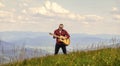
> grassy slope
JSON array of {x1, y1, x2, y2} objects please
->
[{"x1": 2, "y1": 47, "x2": 120, "y2": 66}]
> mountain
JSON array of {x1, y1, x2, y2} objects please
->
[
  {"x1": 0, "y1": 31, "x2": 48, "y2": 42},
  {"x1": 0, "y1": 40, "x2": 15, "y2": 50},
  {"x1": 0, "y1": 31, "x2": 120, "y2": 51},
  {"x1": 0, "y1": 40, "x2": 49, "y2": 64}
]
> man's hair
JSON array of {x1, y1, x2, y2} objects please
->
[{"x1": 59, "y1": 24, "x2": 63, "y2": 26}]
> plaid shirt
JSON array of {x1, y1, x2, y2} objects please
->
[{"x1": 54, "y1": 29, "x2": 70, "y2": 44}]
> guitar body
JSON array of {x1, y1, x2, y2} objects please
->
[
  {"x1": 59, "y1": 36, "x2": 70, "y2": 46},
  {"x1": 49, "y1": 33, "x2": 70, "y2": 46}
]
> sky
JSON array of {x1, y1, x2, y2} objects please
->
[{"x1": 0, "y1": 0, "x2": 120, "y2": 34}]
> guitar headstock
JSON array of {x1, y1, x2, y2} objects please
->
[
  {"x1": 49, "y1": 33, "x2": 53, "y2": 35},
  {"x1": 49, "y1": 33, "x2": 58, "y2": 38}
]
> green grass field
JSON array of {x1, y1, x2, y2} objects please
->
[{"x1": 2, "y1": 47, "x2": 120, "y2": 66}]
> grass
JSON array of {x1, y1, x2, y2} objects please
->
[{"x1": 1, "y1": 47, "x2": 120, "y2": 66}]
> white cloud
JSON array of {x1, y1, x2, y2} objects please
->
[
  {"x1": 0, "y1": 10, "x2": 14, "y2": 22},
  {"x1": 0, "y1": 10, "x2": 30, "y2": 23},
  {"x1": 112, "y1": 7, "x2": 119, "y2": 13},
  {"x1": 84, "y1": 15, "x2": 103, "y2": 22},
  {"x1": 113, "y1": 14, "x2": 120, "y2": 20},
  {"x1": 112, "y1": 7, "x2": 118, "y2": 11},
  {"x1": 28, "y1": 0, "x2": 70, "y2": 16},
  {"x1": 0, "y1": 2, "x2": 4, "y2": 8},
  {"x1": 45, "y1": 1, "x2": 70, "y2": 14},
  {"x1": 0, "y1": 10, "x2": 14, "y2": 20},
  {"x1": 2, "y1": 0, "x2": 119, "y2": 35},
  {"x1": 28, "y1": 0, "x2": 103, "y2": 22},
  {"x1": 111, "y1": 7, "x2": 120, "y2": 20},
  {"x1": 19, "y1": 2, "x2": 28, "y2": 7},
  {"x1": 22, "y1": 9, "x2": 27, "y2": 14},
  {"x1": 29, "y1": 7, "x2": 49, "y2": 16}
]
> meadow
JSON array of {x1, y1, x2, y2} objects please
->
[{"x1": 1, "y1": 47, "x2": 120, "y2": 66}]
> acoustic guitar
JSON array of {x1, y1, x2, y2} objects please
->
[{"x1": 49, "y1": 33, "x2": 70, "y2": 46}]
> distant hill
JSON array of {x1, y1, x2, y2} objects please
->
[
  {"x1": 0, "y1": 40, "x2": 15, "y2": 50},
  {"x1": 0, "y1": 40, "x2": 49, "y2": 64},
  {"x1": 0, "y1": 31, "x2": 120, "y2": 48}
]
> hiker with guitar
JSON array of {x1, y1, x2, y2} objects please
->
[{"x1": 49, "y1": 24, "x2": 70, "y2": 55}]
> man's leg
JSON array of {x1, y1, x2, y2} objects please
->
[
  {"x1": 54, "y1": 44, "x2": 60, "y2": 55},
  {"x1": 61, "y1": 44, "x2": 67, "y2": 54}
]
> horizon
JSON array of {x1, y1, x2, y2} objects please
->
[{"x1": 0, "y1": 31, "x2": 120, "y2": 35}]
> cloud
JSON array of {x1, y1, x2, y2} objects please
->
[
  {"x1": 111, "y1": 7, "x2": 120, "y2": 20},
  {"x1": 112, "y1": 7, "x2": 118, "y2": 12},
  {"x1": 0, "y1": 10, "x2": 30, "y2": 23},
  {"x1": 0, "y1": 11, "x2": 14, "y2": 22},
  {"x1": 0, "y1": 2, "x2": 5, "y2": 8},
  {"x1": 112, "y1": 7, "x2": 119, "y2": 14},
  {"x1": 28, "y1": 1, "x2": 70, "y2": 17},
  {"x1": 83, "y1": 15, "x2": 103, "y2": 22},
  {"x1": 28, "y1": 0, "x2": 103, "y2": 22},
  {"x1": 0, "y1": 11, "x2": 11, "y2": 17},
  {"x1": 0, "y1": 0, "x2": 110, "y2": 34},
  {"x1": 45, "y1": 1, "x2": 70, "y2": 14},
  {"x1": 0, "y1": 0, "x2": 104, "y2": 25},
  {"x1": 0, "y1": 0, "x2": 102, "y2": 23},
  {"x1": 113, "y1": 14, "x2": 120, "y2": 20},
  {"x1": 0, "y1": 0, "x2": 119, "y2": 35},
  {"x1": 19, "y1": 2, "x2": 28, "y2": 7}
]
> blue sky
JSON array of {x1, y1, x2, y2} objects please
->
[{"x1": 0, "y1": 0, "x2": 120, "y2": 34}]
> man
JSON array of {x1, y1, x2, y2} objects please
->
[{"x1": 53, "y1": 24, "x2": 70, "y2": 55}]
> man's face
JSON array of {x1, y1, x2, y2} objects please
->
[{"x1": 59, "y1": 24, "x2": 64, "y2": 30}]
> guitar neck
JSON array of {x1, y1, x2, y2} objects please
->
[
  {"x1": 52, "y1": 34, "x2": 60, "y2": 38},
  {"x1": 49, "y1": 33, "x2": 60, "y2": 38}
]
